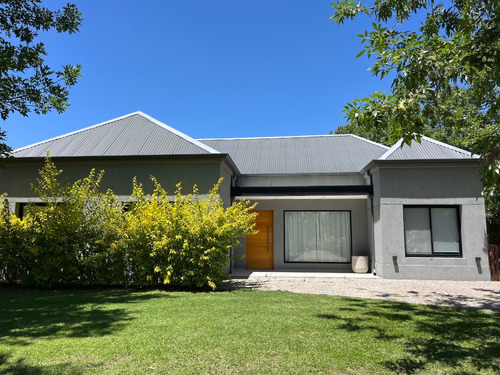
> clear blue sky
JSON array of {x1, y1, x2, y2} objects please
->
[{"x1": 4, "y1": 0, "x2": 392, "y2": 149}]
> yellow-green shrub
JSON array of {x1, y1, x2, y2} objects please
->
[
  {"x1": 0, "y1": 156, "x2": 257, "y2": 289},
  {"x1": 0, "y1": 195, "x2": 31, "y2": 283},
  {"x1": 120, "y1": 178, "x2": 257, "y2": 289},
  {"x1": 23, "y1": 156, "x2": 123, "y2": 287}
]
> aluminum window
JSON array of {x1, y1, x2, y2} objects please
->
[{"x1": 404, "y1": 206, "x2": 462, "y2": 257}]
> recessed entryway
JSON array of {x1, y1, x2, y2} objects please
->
[{"x1": 246, "y1": 210, "x2": 274, "y2": 269}]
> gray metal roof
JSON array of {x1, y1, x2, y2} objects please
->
[
  {"x1": 12, "y1": 112, "x2": 472, "y2": 175},
  {"x1": 12, "y1": 112, "x2": 219, "y2": 158},
  {"x1": 379, "y1": 136, "x2": 475, "y2": 160},
  {"x1": 199, "y1": 135, "x2": 389, "y2": 174}
]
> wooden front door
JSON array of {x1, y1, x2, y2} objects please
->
[{"x1": 246, "y1": 210, "x2": 274, "y2": 269}]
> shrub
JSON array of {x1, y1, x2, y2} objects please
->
[
  {"x1": 0, "y1": 156, "x2": 257, "y2": 289},
  {"x1": 121, "y1": 178, "x2": 257, "y2": 289},
  {"x1": 23, "y1": 156, "x2": 123, "y2": 287},
  {"x1": 0, "y1": 195, "x2": 30, "y2": 283}
]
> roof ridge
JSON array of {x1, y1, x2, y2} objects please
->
[
  {"x1": 13, "y1": 112, "x2": 221, "y2": 155},
  {"x1": 419, "y1": 135, "x2": 476, "y2": 157},
  {"x1": 347, "y1": 134, "x2": 390, "y2": 150},
  {"x1": 199, "y1": 134, "x2": 365, "y2": 141},
  {"x1": 378, "y1": 138, "x2": 403, "y2": 160},
  {"x1": 12, "y1": 112, "x2": 142, "y2": 154},
  {"x1": 379, "y1": 135, "x2": 476, "y2": 160},
  {"x1": 137, "y1": 112, "x2": 219, "y2": 154}
]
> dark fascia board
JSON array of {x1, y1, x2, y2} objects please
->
[
  {"x1": 232, "y1": 185, "x2": 372, "y2": 196},
  {"x1": 362, "y1": 158, "x2": 481, "y2": 174}
]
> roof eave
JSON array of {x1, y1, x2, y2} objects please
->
[{"x1": 362, "y1": 158, "x2": 481, "y2": 174}]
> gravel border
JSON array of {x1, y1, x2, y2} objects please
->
[{"x1": 222, "y1": 277, "x2": 500, "y2": 313}]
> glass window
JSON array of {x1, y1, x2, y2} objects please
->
[
  {"x1": 404, "y1": 206, "x2": 461, "y2": 256},
  {"x1": 19, "y1": 203, "x2": 51, "y2": 219},
  {"x1": 431, "y1": 208, "x2": 460, "y2": 253},
  {"x1": 404, "y1": 208, "x2": 433, "y2": 255},
  {"x1": 285, "y1": 211, "x2": 351, "y2": 263}
]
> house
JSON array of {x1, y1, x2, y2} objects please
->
[{"x1": 0, "y1": 112, "x2": 490, "y2": 280}]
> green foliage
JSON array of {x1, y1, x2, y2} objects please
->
[
  {"x1": 118, "y1": 177, "x2": 257, "y2": 289},
  {"x1": 21, "y1": 156, "x2": 123, "y2": 287},
  {"x1": 0, "y1": 0, "x2": 83, "y2": 159},
  {"x1": 0, "y1": 156, "x2": 257, "y2": 289},
  {"x1": 0, "y1": 194, "x2": 30, "y2": 283},
  {"x1": 331, "y1": 0, "x2": 500, "y2": 241}
]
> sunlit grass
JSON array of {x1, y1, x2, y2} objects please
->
[{"x1": 0, "y1": 287, "x2": 498, "y2": 374}]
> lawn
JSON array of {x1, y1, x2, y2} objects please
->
[{"x1": 0, "y1": 287, "x2": 499, "y2": 374}]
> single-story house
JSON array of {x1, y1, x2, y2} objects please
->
[{"x1": 0, "y1": 112, "x2": 489, "y2": 280}]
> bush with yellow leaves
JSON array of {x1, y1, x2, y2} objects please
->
[{"x1": 0, "y1": 156, "x2": 257, "y2": 289}]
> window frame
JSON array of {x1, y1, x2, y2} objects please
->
[
  {"x1": 403, "y1": 205, "x2": 462, "y2": 258},
  {"x1": 18, "y1": 202, "x2": 51, "y2": 219},
  {"x1": 283, "y1": 210, "x2": 353, "y2": 264}
]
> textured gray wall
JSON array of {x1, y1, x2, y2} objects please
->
[
  {"x1": 0, "y1": 157, "x2": 233, "y2": 205},
  {"x1": 237, "y1": 174, "x2": 366, "y2": 187},
  {"x1": 371, "y1": 163, "x2": 489, "y2": 280},
  {"x1": 232, "y1": 198, "x2": 370, "y2": 271}
]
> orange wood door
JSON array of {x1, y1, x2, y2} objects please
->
[{"x1": 246, "y1": 210, "x2": 274, "y2": 269}]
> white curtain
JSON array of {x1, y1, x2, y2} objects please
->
[
  {"x1": 431, "y1": 208, "x2": 460, "y2": 253},
  {"x1": 285, "y1": 211, "x2": 351, "y2": 263},
  {"x1": 404, "y1": 207, "x2": 460, "y2": 255},
  {"x1": 404, "y1": 207, "x2": 433, "y2": 254}
]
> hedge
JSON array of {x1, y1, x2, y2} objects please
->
[{"x1": 0, "y1": 156, "x2": 257, "y2": 289}]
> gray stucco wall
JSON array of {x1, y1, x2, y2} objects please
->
[
  {"x1": 237, "y1": 174, "x2": 366, "y2": 187},
  {"x1": 232, "y1": 197, "x2": 370, "y2": 271},
  {"x1": 218, "y1": 163, "x2": 233, "y2": 208},
  {"x1": 370, "y1": 162, "x2": 489, "y2": 280},
  {"x1": 0, "y1": 156, "x2": 233, "y2": 206}
]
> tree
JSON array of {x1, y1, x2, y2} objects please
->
[
  {"x1": 331, "y1": 0, "x2": 500, "y2": 241},
  {"x1": 0, "y1": 0, "x2": 82, "y2": 158}
]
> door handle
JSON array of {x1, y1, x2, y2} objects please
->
[{"x1": 267, "y1": 227, "x2": 270, "y2": 252}]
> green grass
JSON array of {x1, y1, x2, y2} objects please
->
[{"x1": 0, "y1": 287, "x2": 499, "y2": 374}]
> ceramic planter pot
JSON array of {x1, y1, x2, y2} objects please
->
[{"x1": 351, "y1": 256, "x2": 369, "y2": 273}]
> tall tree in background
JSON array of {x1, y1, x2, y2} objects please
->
[
  {"x1": 0, "y1": 0, "x2": 82, "y2": 158},
  {"x1": 332, "y1": 0, "x2": 500, "y2": 241}
]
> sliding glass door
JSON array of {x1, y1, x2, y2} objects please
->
[{"x1": 285, "y1": 211, "x2": 351, "y2": 263}]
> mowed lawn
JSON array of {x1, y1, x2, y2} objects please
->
[{"x1": 0, "y1": 288, "x2": 499, "y2": 374}]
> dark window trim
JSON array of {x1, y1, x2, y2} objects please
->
[
  {"x1": 232, "y1": 185, "x2": 372, "y2": 197},
  {"x1": 18, "y1": 202, "x2": 50, "y2": 219},
  {"x1": 403, "y1": 205, "x2": 462, "y2": 258},
  {"x1": 283, "y1": 210, "x2": 353, "y2": 264}
]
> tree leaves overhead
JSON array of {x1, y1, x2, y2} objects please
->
[
  {"x1": 331, "y1": 0, "x2": 500, "y2": 240},
  {"x1": 0, "y1": 0, "x2": 82, "y2": 158}
]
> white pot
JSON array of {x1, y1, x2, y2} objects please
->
[{"x1": 351, "y1": 256, "x2": 369, "y2": 273}]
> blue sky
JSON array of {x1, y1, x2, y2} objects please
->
[{"x1": 4, "y1": 0, "x2": 392, "y2": 149}]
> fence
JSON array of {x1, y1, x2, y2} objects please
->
[{"x1": 489, "y1": 242, "x2": 500, "y2": 281}]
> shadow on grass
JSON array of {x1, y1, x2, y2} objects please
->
[
  {"x1": 217, "y1": 279, "x2": 264, "y2": 291},
  {"x1": 0, "y1": 353, "x2": 85, "y2": 375},
  {"x1": 317, "y1": 298, "x2": 500, "y2": 374},
  {"x1": 0, "y1": 287, "x2": 167, "y2": 346}
]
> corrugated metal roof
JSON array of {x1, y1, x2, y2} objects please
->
[
  {"x1": 12, "y1": 112, "x2": 219, "y2": 157},
  {"x1": 380, "y1": 136, "x2": 475, "y2": 160},
  {"x1": 199, "y1": 135, "x2": 389, "y2": 174},
  {"x1": 13, "y1": 111, "x2": 472, "y2": 175}
]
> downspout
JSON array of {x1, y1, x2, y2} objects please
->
[{"x1": 367, "y1": 169, "x2": 376, "y2": 275}]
